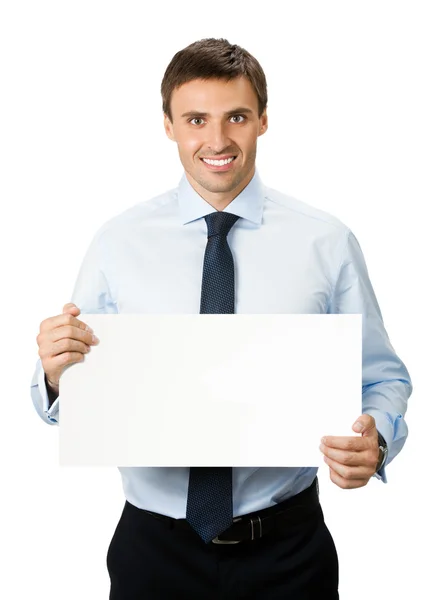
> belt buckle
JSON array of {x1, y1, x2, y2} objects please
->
[
  {"x1": 211, "y1": 536, "x2": 241, "y2": 544},
  {"x1": 211, "y1": 517, "x2": 243, "y2": 544},
  {"x1": 212, "y1": 516, "x2": 263, "y2": 544}
]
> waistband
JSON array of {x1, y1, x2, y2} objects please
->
[{"x1": 129, "y1": 476, "x2": 320, "y2": 545}]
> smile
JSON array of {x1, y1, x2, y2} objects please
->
[
  {"x1": 200, "y1": 156, "x2": 237, "y2": 171},
  {"x1": 202, "y1": 157, "x2": 235, "y2": 166}
]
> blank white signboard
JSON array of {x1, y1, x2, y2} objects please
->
[{"x1": 59, "y1": 314, "x2": 362, "y2": 466}]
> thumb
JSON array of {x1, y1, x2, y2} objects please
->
[
  {"x1": 63, "y1": 302, "x2": 80, "y2": 316},
  {"x1": 352, "y1": 414, "x2": 377, "y2": 436}
]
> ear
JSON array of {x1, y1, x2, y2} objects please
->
[
  {"x1": 164, "y1": 114, "x2": 176, "y2": 141},
  {"x1": 258, "y1": 109, "x2": 268, "y2": 137}
]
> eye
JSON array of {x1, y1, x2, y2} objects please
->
[
  {"x1": 230, "y1": 115, "x2": 246, "y2": 123},
  {"x1": 188, "y1": 115, "x2": 247, "y2": 126}
]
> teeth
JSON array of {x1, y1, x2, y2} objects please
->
[{"x1": 202, "y1": 157, "x2": 235, "y2": 166}]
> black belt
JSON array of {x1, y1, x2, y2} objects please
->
[{"x1": 139, "y1": 476, "x2": 320, "y2": 545}]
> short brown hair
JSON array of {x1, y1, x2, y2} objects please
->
[{"x1": 161, "y1": 38, "x2": 268, "y2": 123}]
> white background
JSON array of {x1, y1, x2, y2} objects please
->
[{"x1": 1, "y1": 0, "x2": 425, "y2": 598}]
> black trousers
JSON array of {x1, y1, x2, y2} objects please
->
[{"x1": 107, "y1": 498, "x2": 339, "y2": 599}]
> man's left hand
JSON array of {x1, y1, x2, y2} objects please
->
[{"x1": 319, "y1": 414, "x2": 380, "y2": 489}]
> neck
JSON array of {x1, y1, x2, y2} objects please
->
[{"x1": 185, "y1": 165, "x2": 255, "y2": 211}]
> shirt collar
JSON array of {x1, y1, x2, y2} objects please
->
[{"x1": 177, "y1": 167, "x2": 265, "y2": 226}]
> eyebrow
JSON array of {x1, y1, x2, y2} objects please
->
[{"x1": 180, "y1": 107, "x2": 254, "y2": 119}]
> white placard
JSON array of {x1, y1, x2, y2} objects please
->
[{"x1": 59, "y1": 314, "x2": 362, "y2": 466}]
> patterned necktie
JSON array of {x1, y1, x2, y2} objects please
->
[{"x1": 186, "y1": 211, "x2": 240, "y2": 543}]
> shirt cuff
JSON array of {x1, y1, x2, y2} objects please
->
[
  {"x1": 365, "y1": 409, "x2": 394, "y2": 484},
  {"x1": 38, "y1": 366, "x2": 59, "y2": 423}
]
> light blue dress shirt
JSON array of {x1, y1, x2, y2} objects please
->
[{"x1": 31, "y1": 168, "x2": 412, "y2": 518}]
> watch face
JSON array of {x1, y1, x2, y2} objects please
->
[{"x1": 377, "y1": 446, "x2": 387, "y2": 472}]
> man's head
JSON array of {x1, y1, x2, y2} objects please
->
[{"x1": 161, "y1": 38, "x2": 268, "y2": 208}]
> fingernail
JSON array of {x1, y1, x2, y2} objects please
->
[
  {"x1": 92, "y1": 334, "x2": 99, "y2": 344},
  {"x1": 85, "y1": 325, "x2": 93, "y2": 333},
  {"x1": 354, "y1": 422, "x2": 363, "y2": 432}
]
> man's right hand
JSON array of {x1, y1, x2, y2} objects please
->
[{"x1": 36, "y1": 303, "x2": 99, "y2": 394}]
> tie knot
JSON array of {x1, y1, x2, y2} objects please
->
[{"x1": 205, "y1": 212, "x2": 240, "y2": 238}]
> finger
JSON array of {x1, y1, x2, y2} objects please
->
[
  {"x1": 352, "y1": 414, "x2": 376, "y2": 436},
  {"x1": 63, "y1": 302, "x2": 80, "y2": 314},
  {"x1": 328, "y1": 467, "x2": 369, "y2": 490},
  {"x1": 51, "y1": 324, "x2": 98, "y2": 347},
  {"x1": 38, "y1": 338, "x2": 91, "y2": 360},
  {"x1": 323, "y1": 455, "x2": 372, "y2": 480},
  {"x1": 54, "y1": 339, "x2": 91, "y2": 356},
  {"x1": 320, "y1": 444, "x2": 368, "y2": 466},
  {"x1": 321, "y1": 435, "x2": 366, "y2": 452},
  {"x1": 51, "y1": 351, "x2": 86, "y2": 368},
  {"x1": 40, "y1": 312, "x2": 93, "y2": 334}
]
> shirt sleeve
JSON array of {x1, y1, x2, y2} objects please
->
[
  {"x1": 328, "y1": 230, "x2": 412, "y2": 483},
  {"x1": 30, "y1": 227, "x2": 118, "y2": 426}
]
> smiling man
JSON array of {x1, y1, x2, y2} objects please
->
[
  {"x1": 164, "y1": 75, "x2": 266, "y2": 209},
  {"x1": 31, "y1": 38, "x2": 412, "y2": 599}
]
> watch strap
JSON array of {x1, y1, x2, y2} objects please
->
[{"x1": 376, "y1": 430, "x2": 388, "y2": 472}]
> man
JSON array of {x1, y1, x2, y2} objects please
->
[{"x1": 31, "y1": 38, "x2": 412, "y2": 599}]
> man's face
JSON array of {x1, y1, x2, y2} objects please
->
[{"x1": 164, "y1": 76, "x2": 268, "y2": 202}]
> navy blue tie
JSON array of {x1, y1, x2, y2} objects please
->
[{"x1": 186, "y1": 211, "x2": 240, "y2": 543}]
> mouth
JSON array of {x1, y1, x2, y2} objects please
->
[{"x1": 199, "y1": 155, "x2": 237, "y2": 172}]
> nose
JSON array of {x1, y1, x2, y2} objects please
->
[{"x1": 207, "y1": 121, "x2": 232, "y2": 153}]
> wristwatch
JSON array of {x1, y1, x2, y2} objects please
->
[{"x1": 376, "y1": 430, "x2": 388, "y2": 473}]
